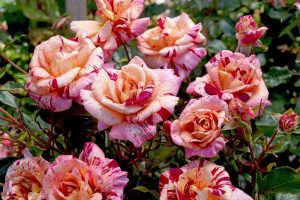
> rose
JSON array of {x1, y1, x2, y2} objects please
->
[
  {"x1": 42, "y1": 142, "x2": 128, "y2": 199},
  {"x1": 229, "y1": 98, "x2": 255, "y2": 121},
  {"x1": 71, "y1": 0, "x2": 150, "y2": 61},
  {"x1": 2, "y1": 150, "x2": 50, "y2": 200},
  {"x1": 25, "y1": 34, "x2": 105, "y2": 112},
  {"x1": 170, "y1": 96, "x2": 229, "y2": 158},
  {"x1": 137, "y1": 12, "x2": 206, "y2": 79},
  {"x1": 279, "y1": 109, "x2": 299, "y2": 132},
  {"x1": 0, "y1": 132, "x2": 13, "y2": 159},
  {"x1": 236, "y1": 15, "x2": 267, "y2": 46},
  {"x1": 159, "y1": 160, "x2": 252, "y2": 200},
  {"x1": 81, "y1": 56, "x2": 181, "y2": 147},
  {"x1": 187, "y1": 50, "x2": 270, "y2": 110}
]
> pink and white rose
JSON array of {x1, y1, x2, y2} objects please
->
[
  {"x1": 187, "y1": 50, "x2": 269, "y2": 109},
  {"x1": 42, "y1": 142, "x2": 128, "y2": 200},
  {"x1": 170, "y1": 96, "x2": 229, "y2": 158},
  {"x1": 25, "y1": 34, "x2": 105, "y2": 112},
  {"x1": 0, "y1": 132, "x2": 14, "y2": 158},
  {"x1": 2, "y1": 150, "x2": 50, "y2": 200},
  {"x1": 236, "y1": 15, "x2": 267, "y2": 47},
  {"x1": 159, "y1": 160, "x2": 252, "y2": 200},
  {"x1": 71, "y1": 0, "x2": 150, "y2": 61},
  {"x1": 137, "y1": 12, "x2": 206, "y2": 79},
  {"x1": 81, "y1": 56, "x2": 181, "y2": 147},
  {"x1": 279, "y1": 109, "x2": 299, "y2": 132}
]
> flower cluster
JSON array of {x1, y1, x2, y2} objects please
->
[
  {"x1": 13, "y1": 0, "x2": 276, "y2": 199},
  {"x1": 2, "y1": 143, "x2": 128, "y2": 200}
]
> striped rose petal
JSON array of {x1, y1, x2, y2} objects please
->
[
  {"x1": 159, "y1": 160, "x2": 252, "y2": 200},
  {"x1": 137, "y1": 12, "x2": 207, "y2": 79}
]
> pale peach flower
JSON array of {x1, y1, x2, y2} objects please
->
[
  {"x1": 159, "y1": 160, "x2": 252, "y2": 200},
  {"x1": 42, "y1": 142, "x2": 128, "y2": 200},
  {"x1": 187, "y1": 50, "x2": 269, "y2": 109},
  {"x1": 171, "y1": 96, "x2": 229, "y2": 158},
  {"x1": 279, "y1": 109, "x2": 299, "y2": 132},
  {"x1": 137, "y1": 12, "x2": 206, "y2": 79},
  {"x1": 25, "y1": 34, "x2": 105, "y2": 112},
  {"x1": 71, "y1": 0, "x2": 150, "y2": 61},
  {"x1": 80, "y1": 56, "x2": 181, "y2": 147},
  {"x1": 236, "y1": 15, "x2": 267, "y2": 47},
  {"x1": 2, "y1": 150, "x2": 50, "y2": 200}
]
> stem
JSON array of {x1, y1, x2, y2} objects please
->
[
  {"x1": 0, "y1": 53, "x2": 28, "y2": 74},
  {"x1": 257, "y1": 130, "x2": 279, "y2": 163},
  {"x1": 248, "y1": 141, "x2": 258, "y2": 197},
  {"x1": 0, "y1": 107, "x2": 20, "y2": 126},
  {"x1": 0, "y1": 115, "x2": 14, "y2": 123},
  {"x1": 123, "y1": 44, "x2": 131, "y2": 62}
]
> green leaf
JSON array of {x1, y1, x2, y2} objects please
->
[
  {"x1": 131, "y1": 186, "x2": 159, "y2": 199},
  {"x1": 275, "y1": 193, "x2": 300, "y2": 200},
  {"x1": 263, "y1": 67, "x2": 292, "y2": 88},
  {"x1": 28, "y1": 145, "x2": 44, "y2": 157},
  {"x1": 0, "y1": 81, "x2": 26, "y2": 96},
  {"x1": 16, "y1": 0, "x2": 60, "y2": 23},
  {"x1": 207, "y1": 40, "x2": 227, "y2": 53},
  {"x1": 256, "y1": 113, "x2": 278, "y2": 137},
  {"x1": 149, "y1": 145, "x2": 178, "y2": 168},
  {"x1": 258, "y1": 167, "x2": 300, "y2": 194},
  {"x1": 279, "y1": 15, "x2": 300, "y2": 38},
  {"x1": 0, "y1": 91, "x2": 19, "y2": 108}
]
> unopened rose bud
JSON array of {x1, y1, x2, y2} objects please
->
[
  {"x1": 229, "y1": 98, "x2": 255, "y2": 121},
  {"x1": 236, "y1": 15, "x2": 267, "y2": 47},
  {"x1": 279, "y1": 109, "x2": 299, "y2": 132}
]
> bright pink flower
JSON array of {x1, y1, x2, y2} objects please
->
[
  {"x1": 279, "y1": 109, "x2": 299, "y2": 132},
  {"x1": 81, "y1": 56, "x2": 181, "y2": 147},
  {"x1": 159, "y1": 160, "x2": 252, "y2": 200},
  {"x1": 229, "y1": 98, "x2": 255, "y2": 121},
  {"x1": 187, "y1": 50, "x2": 269, "y2": 109},
  {"x1": 0, "y1": 132, "x2": 13, "y2": 158},
  {"x1": 2, "y1": 150, "x2": 50, "y2": 200},
  {"x1": 71, "y1": 0, "x2": 150, "y2": 61},
  {"x1": 170, "y1": 96, "x2": 229, "y2": 158},
  {"x1": 42, "y1": 142, "x2": 128, "y2": 199},
  {"x1": 236, "y1": 15, "x2": 267, "y2": 46},
  {"x1": 137, "y1": 12, "x2": 207, "y2": 79},
  {"x1": 25, "y1": 34, "x2": 105, "y2": 112}
]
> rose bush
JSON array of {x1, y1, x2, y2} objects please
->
[{"x1": 1, "y1": 0, "x2": 299, "y2": 199}]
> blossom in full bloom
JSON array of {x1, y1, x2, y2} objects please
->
[
  {"x1": 170, "y1": 96, "x2": 229, "y2": 158},
  {"x1": 42, "y1": 142, "x2": 128, "y2": 199},
  {"x1": 279, "y1": 109, "x2": 299, "y2": 132},
  {"x1": 187, "y1": 50, "x2": 270, "y2": 110},
  {"x1": 81, "y1": 56, "x2": 181, "y2": 147},
  {"x1": 159, "y1": 160, "x2": 253, "y2": 200},
  {"x1": 25, "y1": 34, "x2": 105, "y2": 112},
  {"x1": 2, "y1": 150, "x2": 50, "y2": 200},
  {"x1": 236, "y1": 15, "x2": 267, "y2": 47},
  {"x1": 137, "y1": 12, "x2": 206, "y2": 79},
  {"x1": 71, "y1": 0, "x2": 150, "y2": 61}
]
